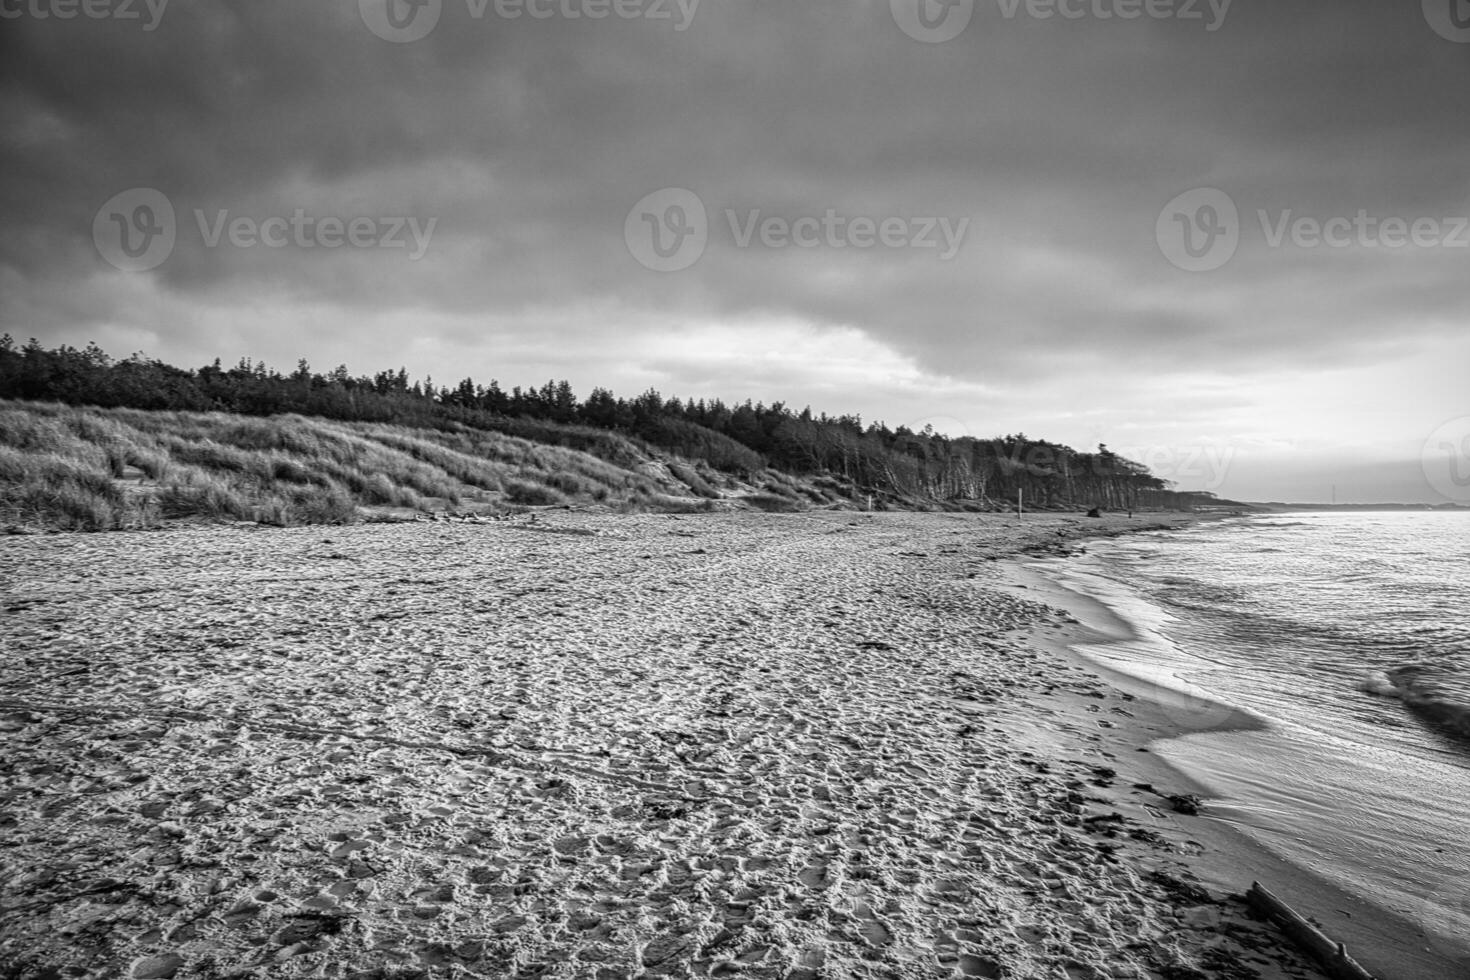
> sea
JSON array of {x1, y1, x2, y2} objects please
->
[{"x1": 1033, "y1": 512, "x2": 1470, "y2": 963}]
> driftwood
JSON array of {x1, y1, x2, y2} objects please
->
[{"x1": 1245, "y1": 881, "x2": 1377, "y2": 980}]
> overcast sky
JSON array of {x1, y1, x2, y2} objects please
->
[{"x1": 3, "y1": 0, "x2": 1468, "y2": 502}]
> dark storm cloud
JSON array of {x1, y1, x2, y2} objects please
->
[{"x1": 2, "y1": 0, "x2": 1468, "y2": 497}]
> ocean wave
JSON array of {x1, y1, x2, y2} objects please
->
[
  {"x1": 1359, "y1": 665, "x2": 1470, "y2": 741},
  {"x1": 1358, "y1": 670, "x2": 1400, "y2": 697}
]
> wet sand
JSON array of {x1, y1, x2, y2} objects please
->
[
  {"x1": 0, "y1": 511, "x2": 1337, "y2": 979},
  {"x1": 1006, "y1": 558, "x2": 1467, "y2": 980}
]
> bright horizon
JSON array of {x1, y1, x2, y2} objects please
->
[{"x1": 3, "y1": 2, "x2": 1469, "y2": 504}]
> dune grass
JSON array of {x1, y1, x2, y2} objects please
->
[
  {"x1": 743, "y1": 492, "x2": 808, "y2": 513},
  {"x1": 0, "y1": 401, "x2": 734, "y2": 531},
  {"x1": 668, "y1": 461, "x2": 722, "y2": 499}
]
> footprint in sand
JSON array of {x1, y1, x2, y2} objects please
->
[
  {"x1": 798, "y1": 859, "x2": 829, "y2": 890},
  {"x1": 958, "y1": 953, "x2": 1003, "y2": 978}
]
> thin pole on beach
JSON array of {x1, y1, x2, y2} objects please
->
[{"x1": 1018, "y1": 488, "x2": 1024, "y2": 521}]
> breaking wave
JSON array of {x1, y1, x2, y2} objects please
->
[{"x1": 1360, "y1": 664, "x2": 1470, "y2": 741}]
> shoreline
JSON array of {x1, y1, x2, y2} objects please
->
[
  {"x1": 0, "y1": 509, "x2": 1412, "y2": 980},
  {"x1": 1003, "y1": 527, "x2": 1468, "y2": 980}
]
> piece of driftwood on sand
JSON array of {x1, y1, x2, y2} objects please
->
[{"x1": 1246, "y1": 881, "x2": 1378, "y2": 980}]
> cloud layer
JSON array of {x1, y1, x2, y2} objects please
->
[{"x1": 3, "y1": 0, "x2": 1468, "y2": 500}]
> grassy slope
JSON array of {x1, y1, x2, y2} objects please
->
[{"x1": 0, "y1": 401, "x2": 859, "y2": 531}]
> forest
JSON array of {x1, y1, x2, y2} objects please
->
[{"x1": 0, "y1": 337, "x2": 1204, "y2": 513}]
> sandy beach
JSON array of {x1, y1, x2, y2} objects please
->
[{"x1": 0, "y1": 511, "x2": 1361, "y2": 979}]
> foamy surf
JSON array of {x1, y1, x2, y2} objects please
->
[
  {"x1": 1024, "y1": 557, "x2": 1258, "y2": 735},
  {"x1": 1044, "y1": 513, "x2": 1470, "y2": 969},
  {"x1": 1361, "y1": 665, "x2": 1470, "y2": 740}
]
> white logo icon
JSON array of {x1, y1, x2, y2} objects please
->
[
  {"x1": 1156, "y1": 187, "x2": 1239, "y2": 272},
  {"x1": 891, "y1": 0, "x2": 974, "y2": 43},
  {"x1": 1422, "y1": 417, "x2": 1470, "y2": 504},
  {"x1": 360, "y1": 0, "x2": 442, "y2": 43},
  {"x1": 93, "y1": 188, "x2": 176, "y2": 272},
  {"x1": 1423, "y1": 0, "x2": 1470, "y2": 43},
  {"x1": 1419, "y1": 875, "x2": 1470, "y2": 962},
  {"x1": 625, "y1": 188, "x2": 708, "y2": 273}
]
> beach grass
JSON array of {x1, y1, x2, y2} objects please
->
[{"x1": 0, "y1": 400, "x2": 784, "y2": 530}]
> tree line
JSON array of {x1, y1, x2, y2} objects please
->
[{"x1": 0, "y1": 337, "x2": 1198, "y2": 510}]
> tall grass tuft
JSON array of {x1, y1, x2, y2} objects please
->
[
  {"x1": 503, "y1": 478, "x2": 569, "y2": 506},
  {"x1": 668, "y1": 461, "x2": 720, "y2": 499},
  {"x1": 744, "y1": 492, "x2": 806, "y2": 513}
]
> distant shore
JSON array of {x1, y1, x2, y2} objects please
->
[
  {"x1": 0, "y1": 509, "x2": 1380, "y2": 980},
  {"x1": 1249, "y1": 502, "x2": 1468, "y2": 512}
]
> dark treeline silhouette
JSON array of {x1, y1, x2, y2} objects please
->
[{"x1": 0, "y1": 337, "x2": 1194, "y2": 510}]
